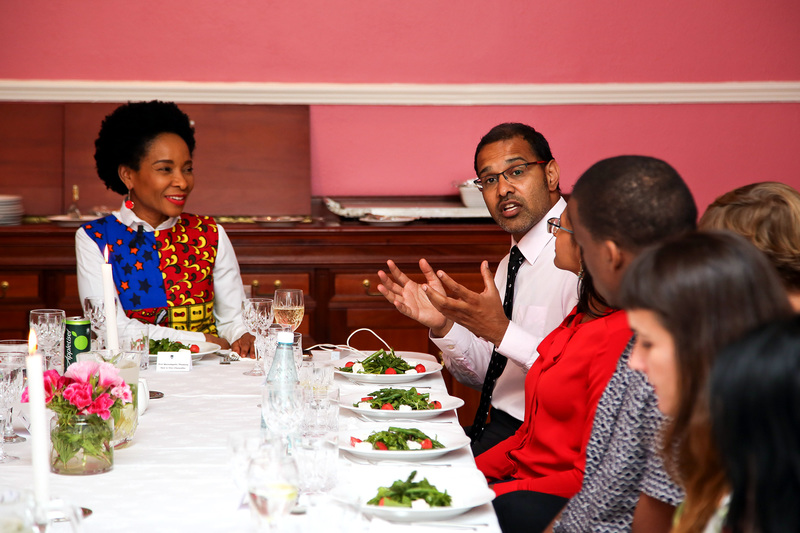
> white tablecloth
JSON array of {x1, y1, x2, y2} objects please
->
[{"x1": 5, "y1": 354, "x2": 500, "y2": 532}]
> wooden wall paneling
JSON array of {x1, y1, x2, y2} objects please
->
[
  {"x1": 63, "y1": 102, "x2": 127, "y2": 214},
  {"x1": 0, "y1": 103, "x2": 64, "y2": 215},
  {"x1": 181, "y1": 104, "x2": 311, "y2": 218},
  {"x1": 63, "y1": 103, "x2": 312, "y2": 219}
]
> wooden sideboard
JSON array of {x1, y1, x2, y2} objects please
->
[{"x1": 0, "y1": 211, "x2": 510, "y2": 424}]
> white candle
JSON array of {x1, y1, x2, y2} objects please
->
[
  {"x1": 102, "y1": 245, "x2": 120, "y2": 354},
  {"x1": 26, "y1": 330, "x2": 50, "y2": 511}
]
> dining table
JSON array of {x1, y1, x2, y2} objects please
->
[{"x1": 5, "y1": 351, "x2": 501, "y2": 532}]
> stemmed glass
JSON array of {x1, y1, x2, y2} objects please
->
[
  {"x1": 273, "y1": 289, "x2": 304, "y2": 332},
  {"x1": 0, "y1": 354, "x2": 25, "y2": 463},
  {"x1": 242, "y1": 298, "x2": 274, "y2": 377},
  {"x1": 0, "y1": 340, "x2": 27, "y2": 443},
  {"x1": 82, "y1": 297, "x2": 106, "y2": 350},
  {"x1": 262, "y1": 383, "x2": 305, "y2": 446},
  {"x1": 246, "y1": 444, "x2": 299, "y2": 532},
  {"x1": 29, "y1": 309, "x2": 65, "y2": 373}
]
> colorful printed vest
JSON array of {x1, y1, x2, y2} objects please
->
[{"x1": 83, "y1": 214, "x2": 219, "y2": 335}]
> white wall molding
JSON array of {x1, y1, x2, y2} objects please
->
[{"x1": 0, "y1": 79, "x2": 798, "y2": 105}]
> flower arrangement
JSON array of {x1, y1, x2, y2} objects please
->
[{"x1": 22, "y1": 361, "x2": 132, "y2": 474}]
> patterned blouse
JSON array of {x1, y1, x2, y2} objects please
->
[{"x1": 554, "y1": 338, "x2": 685, "y2": 532}]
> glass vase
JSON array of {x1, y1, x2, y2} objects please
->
[{"x1": 50, "y1": 414, "x2": 114, "y2": 475}]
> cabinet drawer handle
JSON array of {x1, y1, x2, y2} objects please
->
[
  {"x1": 0, "y1": 280, "x2": 8, "y2": 298},
  {"x1": 362, "y1": 279, "x2": 382, "y2": 297},
  {"x1": 251, "y1": 279, "x2": 282, "y2": 297}
]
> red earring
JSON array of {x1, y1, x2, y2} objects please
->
[{"x1": 125, "y1": 193, "x2": 134, "y2": 210}]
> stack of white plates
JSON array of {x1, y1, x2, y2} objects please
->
[{"x1": 0, "y1": 195, "x2": 23, "y2": 226}]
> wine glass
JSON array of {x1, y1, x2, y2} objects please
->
[
  {"x1": 0, "y1": 355, "x2": 25, "y2": 463},
  {"x1": 29, "y1": 309, "x2": 65, "y2": 373},
  {"x1": 273, "y1": 289, "x2": 304, "y2": 332},
  {"x1": 246, "y1": 445, "x2": 299, "y2": 532},
  {"x1": 262, "y1": 383, "x2": 305, "y2": 446},
  {"x1": 0, "y1": 340, "x2": 27, "y2": 444},
  {"x1": 242, "y1": 298, "x2": 274, "y2": 377},
  {"x1": 82, "y1": 297, "x2": 106, "y2": 350}
]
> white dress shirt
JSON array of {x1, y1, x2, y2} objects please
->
[
  {"x1": 75, "y1": 203, "x2": 248, "y2": 345},
  {"x1": 430, "y1": 197, "x2": 579, "y2": 421}
]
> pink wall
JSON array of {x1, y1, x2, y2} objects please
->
[{"x1": 2, "y1": 0, "x2": 799, "y2": 211}]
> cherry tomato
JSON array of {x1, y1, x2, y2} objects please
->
[
  {"x1": 385, "y1": 367, "x2": 397, "y2": 374},
  {"x1": 420, "y1": 439, "x2": 433, "y2": 450},
  {"x1": 345, "y1": 361, "x2": 355, "y2": 368},
  {"x1": 381, "y1": 403, "x2": 395, "y2": 410},
  {"x1": 190, "y1": 344, "x2": 200, "y2": 353},
  {"x1": 350, "y1": 437, "x2": 362, "y2": 447},
  {"x1": 415, "y1": 364, "x2": 426, "y2": 373},
  {"x1": 375, "y1": 442, "x2": 389, "y2": 450},
  {"x1": 360, "y1": 396, "x2": 374, "y2": 402},
  {"x1": 431, "y1": 400, "x2": 442, "y2": 409},
  {"x1": 378, "y1": 497, "x2": 386, "y2": 506}
]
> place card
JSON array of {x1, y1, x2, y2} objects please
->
[{"x1": 156, "y1": 350, "x2": 193, "y2": 372}]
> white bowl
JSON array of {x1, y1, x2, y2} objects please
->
[{"x1": 458, "y1": 185, "x2": 485, "y2": 208}]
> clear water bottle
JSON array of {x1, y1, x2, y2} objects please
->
[{"x1": 266, "y1": 331, "x2": 298, "y2": 385}]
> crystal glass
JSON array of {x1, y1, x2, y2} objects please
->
[
  {"x1": 262, "y1": 383, "x2": 304, "y2": 446},
  {"x1": 29, "y1": 309, "x2": 66, "y2": 373},
  {"x1": 121, "y1": 321, "x2": 150, "y2": 371},
  {"x1": 242, "y1": 298, "x2": 274, "y2": 377},
  {"x1": 82, "y1": 297, "x2": 106, "y2": 351},
  {"x1": 246, "y1": 445, "x2": 299, "y2": 532},
  {"x1": 263, "y1": 323, "x2": 291, "y2": 375},
  {"x1": 0, "y1": 489, "x2": 35, "y2": 531},
  {"x1": 228, "y1": 430, "x2": 267, "y2": 505},
  {"x1": 0, "y1": 340, "x2": 27, "y2": 444},
  {"x1": 0, "y1": 355, "x2": 25, "y2": 463},
  {"x1": 273, "y1": 289, "x2": 304, "y2": 332}
]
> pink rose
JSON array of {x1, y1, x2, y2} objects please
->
[
  {"x1": 62, "y1": 382, "x2": 94, "y2": 409},
  {"x1": 21, "y1": 371, "x2": 67, "y2": 404},
  {"x1": 42, "y1": 370, "x2": 66, "y2": 403},
  {"x1": 111, "y1": 383, "x2": 132, "y2": 404},
  {"x1": 96, "y1": 362, "x2": 123, "y2": 389},
  {"x1": 65, "y1": 360, "x2": 100, "y2": 383},
  {"x1": 86, "y1": 393, "x2": 115, "y2": 420}
]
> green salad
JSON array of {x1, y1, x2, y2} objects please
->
[
  {"x1": 337, "y1": 349, "x2": 426, "y2": 375},
  {"x1": 351, "y1": 427, "x2": 445, "y2": 451},
  {"x1": 367, "y1": 471, "x2": 452, "y2": 508},
  {"x1": 355, "y1": 387, "x2": 442, "y2": 411},
  {"x1": 149, "y1": 338, "x2": 194, "y2": 355}
]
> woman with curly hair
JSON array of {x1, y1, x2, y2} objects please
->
[
  {"x1": 620, "y1": 231, "x2": 793, "y2": 533},
  {"x1": 699, "y1": 181, "x2": 800, "y2": 311},
  {"x1": 76, "y1": 101, "x2": 253, "y2": 355}
]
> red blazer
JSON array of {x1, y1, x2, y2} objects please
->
[{"x1": 476, "y1": 307, "x2": 632, "y2": 498}]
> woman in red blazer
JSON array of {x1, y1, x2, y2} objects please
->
[{"x1": 475, "y1": 207, "x2": 632, "y2": 532}]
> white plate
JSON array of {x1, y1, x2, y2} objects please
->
[
  {"x1": 359, "y1": 214, "x2": 418, "y2": 226},
  {"x1": 334, "y1": 353, "x2": 442, "y2": 384},
  {"x1": 47, "y1": 215, "x2": 101, "y2": 227},
  {"x1": 148, "y1": 341, "x2": 221, "y2": 363},
  {"x1": 252, "y1": 215, "x2": 307, "y2": 227},
  {"x1": 340, "y1": 387, "x2": 464, "y2": 420},
  {"x1": 340, "y1": 422, "x2": 470, "y2": 460},
  {"x1": 351, "y1": 466, "x2": 495, "y2": 522}
]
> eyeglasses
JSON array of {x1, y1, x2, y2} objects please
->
[
  {"x1": 547, "y1": 217, "x2": 574, "y2": 236},
  {"x1": 473, "y1": 160, "x2": 547, "y2": 191}
]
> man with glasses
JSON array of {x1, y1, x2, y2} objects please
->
[{"x1": 377, "y1": 123, "x2": 578, "y2": 453}]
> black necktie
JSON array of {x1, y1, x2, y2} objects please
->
[{"x1": 469, "y1": 245, "x2": 525, "y2": 443}]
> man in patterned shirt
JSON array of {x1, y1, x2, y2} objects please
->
[{"x1": 547, "y1": 156, "x2": 697, "y2": 532}]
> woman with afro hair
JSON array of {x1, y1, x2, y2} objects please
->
[{"x1": 76, "y1": 100, "x2": 254, "y2": 356}]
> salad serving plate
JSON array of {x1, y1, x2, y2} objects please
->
[
  {"x1": 347, "y1": 466, "x2": 495, "y2": 522},
  {"x1": 148, "y1": 341, "x2": 220, "y2": 363},
  {"x1": 334, "y1": 352, "x2": 443, "y2": 384},
  {"x1": 340, "y1": 387, "x2": 464, "y2": 420},
  {"x1": 340, "y1": 422, "x2": 470, "y2": 460}
]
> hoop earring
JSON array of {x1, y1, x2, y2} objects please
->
[{"x1": 124, "y1": 191, "x2": 134, "y2": 210}]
